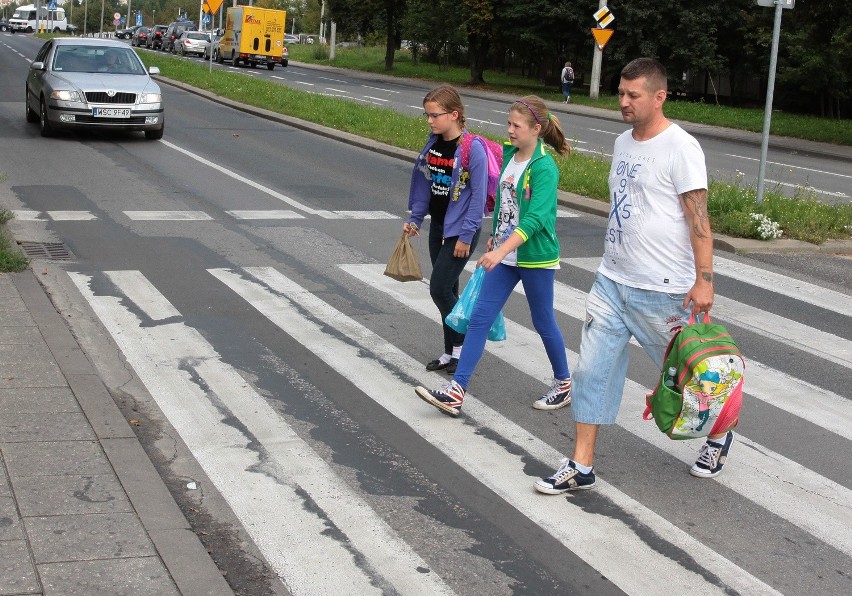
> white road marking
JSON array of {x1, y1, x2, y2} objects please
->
[
  {"x1": 325, "y1": 87, "x2": 348, "y2": 93},
  {"x1": 225, "y1": 264, "x2": 779, "y2": 595},
  {"x1": 69, "y1": 270, "x2": 455, "y2": 596},
  {"x1": 362, "y1": 95, "x2": 389, "y2": 102},
  {"x1": 345, "y1": 263, "x2": 852, "y2": 559},
  {"x1": 725, "y1": 154, "x2": 852, "y2": 179},
  {"x1": 764, "y1": 179, "x2": 849, "y2": 199},
  {"x1": 361, "y1": 85, "x2": 399, "y2": 94},
  {"x1": 320, "y1": 210, "x2": 398, "y2": 220},
  {"x1": 11, "y1": 210, "x2": 45, "y2": 221},
  {"x1": 589, "y1": 128, "x2": 621, "y2": 136},
  {"x1": 294, "y1": 80, "x2": 314, "y2": 86},
  {"x1": 317, "y1": 76, "x2": 348, "y2": 83},
  {"x1": 123, "y1": 211, "x2": 214, "y2": 221},
  {"x1": 270, "y1": 75, "x2": 284, "y2": 80},
  {"x1": 46, "y1": 210, "x2": 98, "y2": 221},
  {"x1": 226, "y1": 210, "x2": 305, "y2": 219}
]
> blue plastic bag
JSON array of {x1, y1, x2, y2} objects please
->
[{"x1": 445, "y1": 267, "x2": 507, "y2": 342}]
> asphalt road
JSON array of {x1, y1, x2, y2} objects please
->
[{"x1": 2, "y1": 31, "x2": 852, "y2": 595}]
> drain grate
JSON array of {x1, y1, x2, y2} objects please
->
[{"x1": 18, "y1": 241, "x2": 74, "y2": 260}]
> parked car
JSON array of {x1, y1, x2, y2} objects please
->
[
  {"x1": 176, "y1": 31, "x2": 209, "y2": 58},
  {"x1": 131, "y1": 26, "x2": 149, "y2": 47},
  {"x1": 203, "y1": 32, "x2": 222, "y2": 60},
  {"x1": 162, "y1": 20, "x2": 197, "y2": 53},
  {"x1": 66, "y1": 24, "x2": 79, "y2": 34},
  {"x1": 116, "y1": 25, "x2": 142, "y2": 40},
  {"x1": 146, "y1": 25, "x2": 167, "y2": 50},
  {"x1": 0, "y1": 20, "x2": 10, "y2": 32},
  {"x1": 284, "y1": 33, "x2": 299, "y2": 45},
  {"x1": 25, "y1": 37, "x2": 164, "y2": 139}
]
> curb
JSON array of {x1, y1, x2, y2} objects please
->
[
  {"x1": 153, "y1": 75, "x2": 852, "y2": 256},
  {"x1": 13, "y1": 270, "x2": 233, "y2": 596}
]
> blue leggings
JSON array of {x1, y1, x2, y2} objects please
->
[{"x1": 453, "y1": 264, "x2": 569, "y2": 389}]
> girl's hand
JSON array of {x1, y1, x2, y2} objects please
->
[
  {"x1": 454, "y1": 240, "x2": 471, "y2": 258},
  {"x1": 403, "y1": 222, "x2": 419, "y2": 237},
  {"x1": 486, "y1": 236, "x2": 494, "y2": 251},
  {"x1": 477, "y1": 250, "x2": 503, "y2": 271}
]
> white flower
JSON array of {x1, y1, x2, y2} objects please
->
[{"x1": 750, "y1": 213, "x2": 783, "y2": 240}]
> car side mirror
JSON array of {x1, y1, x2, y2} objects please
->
[
  {"x1": 149, "y1": 66, "x2": 160, "y2": 75},
  {"x1": 30, "y1": 61, "x2": 46, "y2": 71}
]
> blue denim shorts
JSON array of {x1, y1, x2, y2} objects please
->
[{"x1": 572, "y1": 273, "x2": 690, "y2": 425}]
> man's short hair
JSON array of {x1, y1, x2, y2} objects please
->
[{"x1": 621, "y1": 58, "x2": 668, "y2": 92}]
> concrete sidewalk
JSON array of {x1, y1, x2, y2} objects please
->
[{"x1": 0, "y1": 270, "x2": 232, "y2": 596}]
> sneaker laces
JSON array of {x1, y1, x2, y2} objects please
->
[
  {"x1": 548, "y1": 458, "x2": 576, "y2": 482},
  {"x1": 695, "y1": 442, "x2": 721, "y2": 468},
  {"x1": 544, "y1": 378, "x2": 570, "y2": 403}
]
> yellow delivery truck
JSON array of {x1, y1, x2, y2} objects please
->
[{"x1": 216, "y1": 6, "x2": 286, "y2": 70}]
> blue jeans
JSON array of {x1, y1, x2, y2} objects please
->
[
  {"x1": 453, "y1": 264, "x2": 569, "y2": 389},
  {"x1": 571, "y1": 273, "x2": 690, "y2": 425},
  {"x1": 429, "y1": 222, "x2": 481, "y2": 355},
  {"x1": 562, "y1": 81, "x2": 573, "y2": 100}
]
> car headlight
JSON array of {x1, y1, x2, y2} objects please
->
[
  {"x1": 138, "y1": 93, "x2": 162, "y2": 104},
  {"x1": 50, "y1": 90, "x2": 80, "y2": 102}
]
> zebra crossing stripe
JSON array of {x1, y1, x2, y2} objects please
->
[
  {"x1": 67, "y1": 270, "x2": 454, "y2": 596},
  {"x1": 319, "y1": 210, "x2": 398, "y2": 219},
  {"x1": 713, "y1": 255, "x2": 852, "y2": 316},
  {"x1": 218, "y1": 265, "x2": 778, "y2": 594},
  {"x1": 342, "y1": 263, "x2": 852, "y2": 559},
  {"x1": 11, "y1": 210, "x2": 44, "y2": 221},
  {"x1": 561, "y1": 258, "x2": 852, "y2": 370},
  {"x1": 11, "y1": 210, "x2": 98, "y2": 221}
]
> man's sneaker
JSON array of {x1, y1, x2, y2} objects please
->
[
  {"x1": 534, "y1": 458, "x2": 596, "y2": 494},
  {"x1": 532, "y1": 377, "x2": 572, "y2": 410},
  {"x1": 414, "y1": 380, "x2": 465, "y2": 416},
  {"x1": 690, "y1": 432, "x2": 734, "y2": 478}
]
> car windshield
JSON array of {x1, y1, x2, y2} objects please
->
[
  {"x1": 186, "y1": 32, "x2": 208, "y2": 41},
  {"x1": 53, "y1": 46, "x2": 146, "y2": 75}
]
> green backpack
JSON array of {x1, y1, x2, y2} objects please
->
[{"x1": 644, "y1": 316, "x2": 744, "y2": 440}]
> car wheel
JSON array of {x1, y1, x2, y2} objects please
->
[
  {"x1": 216, "y1": 50, "x2": 223, "y2": 64},
  {"x1": 39, "y1": 98, "x2": 53, "y2": 137},
  {"x1": 249, "y1": 61, "x2": 257, "y2": 69},
  {"x1": 281, "y1": 59, "x2": 288, "y2": 67},
  {"x1": 145, "y1": 126, "x2": 164, "y2": 140},
  {"x1": 266, "y1": 62, "x2": 274, "y2": 71},
  {"x1": 232, "y1": 52, "x2": 239, "y2": 66},
  {"x1": 25, "y1": 87, "x2": 38, "y2": 123}
]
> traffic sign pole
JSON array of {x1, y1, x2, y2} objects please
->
[{"x1": 756, "y1": 1, "x2": 787, "y2": 204}]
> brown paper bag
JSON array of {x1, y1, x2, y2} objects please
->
[{"x1": 384, "y1": 233, "x2": 423, "y2": 282}]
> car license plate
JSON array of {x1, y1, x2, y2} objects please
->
[{"x1": 93, "y1": 108, "x2": 131, "y2": 119}]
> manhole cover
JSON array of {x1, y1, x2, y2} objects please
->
[{"x1": 18, "y1": 241, "x2": 74, "y2": 260}]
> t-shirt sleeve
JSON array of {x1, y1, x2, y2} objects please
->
[{"x1": 671, "y1": 136, "x2": 708, "y2": 195}]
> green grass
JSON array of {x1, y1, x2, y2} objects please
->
[
  {"x1": 0, "y1": 210, "x2": 29, "y2": 273},
  {"x1": 290, "y1": 45, "x2": 852, "y2": 146},
  {"x1": 136, "y1": 51, "x2": 852, "y2": 244}
]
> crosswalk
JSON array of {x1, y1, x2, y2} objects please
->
[{"x1": 64, "y1": 255, "x2": 851, "y2": 594}]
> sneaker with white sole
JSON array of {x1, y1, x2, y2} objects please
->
[
  {"x1": 532, "y1": 377, "x2": 572, "y2": 410},
  {"x1": 534, "y1": 458, "x2": 596, "y2": 494},
  {"x1": 690, "y1": 431, "x2": 734, "y2": 478},
  {"x1": 414, "y1": 380, "x2": 465, "y2": 416}
]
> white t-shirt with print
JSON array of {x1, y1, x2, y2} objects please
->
[
  {"x1": 494, "y1": 156, "x2": 530, "y2": 266},
  {"x1": 599, "y1": 123, "x2": 708, "y2": 293}
]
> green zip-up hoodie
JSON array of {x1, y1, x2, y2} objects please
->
[{"x1": 493, "y1": 140, "x2": 561, "y2": 268}]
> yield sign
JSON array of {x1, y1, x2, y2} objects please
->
[
  {"x1": 204, "y1": 0, "x2": 224, "y2": 14},
  {"x1": 591, "y1": 28, "x2": 614, "y2": 50}
]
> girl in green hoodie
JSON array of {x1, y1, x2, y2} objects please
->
[{"x1": 416, "y1": 95, "x2": 572, "y2": 416}]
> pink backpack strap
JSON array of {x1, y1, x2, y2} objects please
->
[{"x1": 460, "y1": 132, "x2": 474, "y2": 169}]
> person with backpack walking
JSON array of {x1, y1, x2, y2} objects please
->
[
  {"x1": 534, "y1": 58, "x2": 726, "y2": 495},
  {"x1": 561, "y1": 61, "x2": 575, "y2": 103},
  {"x1": 415, "y1": 95, "x2": 572, "y2": 416},
  {"x1": 403, "y1": 85, "x2": 488, "y2": 375}
]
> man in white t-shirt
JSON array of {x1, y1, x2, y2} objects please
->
[{"x1": 535, "y1": 58, "x2": 727, "y2": 495}]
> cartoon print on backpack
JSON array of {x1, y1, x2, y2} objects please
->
[{"x1": 679, "y1": 355, "x2": 744, "y2": 436}]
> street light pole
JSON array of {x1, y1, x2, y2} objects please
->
[{"x1": 589, "y1": 0, "x2": 607, "y2": 99}]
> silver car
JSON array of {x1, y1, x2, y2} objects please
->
[
  {"x1": 25, "y1": 38, "x2": 164, "y2": 139},
  {"x1": 176, "y1": 31, "x2": 210, "y2": 58}
]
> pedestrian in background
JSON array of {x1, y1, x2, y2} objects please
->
[
  {"x1": 404, "y1": 85, "x2": 488, "y2": 375},
  {"x1": 415, "y1": 95, "x2": 572, "y2": 416},
  {"x1": 561, "y1": 61, "x2": 575, "y2": 103},
  {"x1": 535, "y1": 58, "x2": 722, "y2": 495}
]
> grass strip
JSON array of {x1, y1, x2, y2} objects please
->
[
  {"x1": 141, "y1": 52, "x2": 852, "y2": 244},
  {"x1": 0, "y1": 210, "x2": 29, "y2": 273}
]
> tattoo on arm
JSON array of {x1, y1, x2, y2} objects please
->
[
  {"x1": 701, "y1": 271, "x2": 713, "y2": 283},
  {"x1": 681, "y1": 189, "x2": 711, "y2": 239}
]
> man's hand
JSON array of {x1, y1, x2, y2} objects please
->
[{"x1": 683, "y1": 279, "x2": 714, "y2": 315}]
